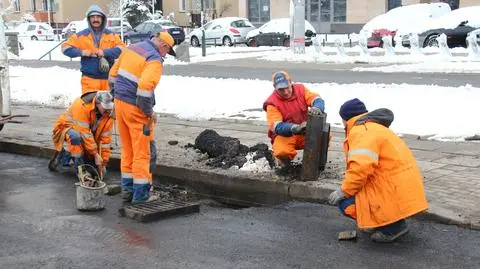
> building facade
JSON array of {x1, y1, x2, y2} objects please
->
[{"x1": 2, "y1": 0, "x2": 477, "y2": 31}]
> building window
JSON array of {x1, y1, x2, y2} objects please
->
[
  {"x1": 440, "y1": 0, "x2": 459, "y2": 10},
  {"x1": 179, "y1": 0, "x2": 186, "y2": 11},
  {"x1": 248, "y1": 0, "x2": 270, "y2": 25},
  {"x1": 387, "y1": 0, "x2": 401, "y2": 11},
  {"x1": 204, "y1": 0, "x2": 215, "y2": 10},
  {"x1": 14, "y1": 0, "x2": 20, "y2": 12},
  {"x1": 30, "y1": 0, "x2": 36, "y2": 11},
  {"x1": 333, "y1": 0, "x2": 345, "y2": 22}
]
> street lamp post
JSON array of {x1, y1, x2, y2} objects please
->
[
  {"x1": 201, "y1": 0, "x2": 206, "y2": 57},
  {"x1": 120, "y1": 0, "x2": 124, "y2": 41},
  {"x1": 0, "y1": 0, "x2": 15, "y2": 117}
]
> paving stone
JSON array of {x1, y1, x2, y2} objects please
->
[
  {"x1": 435, "y1": 155, "x2": 480, "y2": 168},
  {"x1": 404, "y1": 139, "x2": 446, "y2": 151},
  {"x1": 411, "y1": 149, "x2": 449, "y2": 161},
  {"x1": 437, "y1": 143, "x2": 480, "y2": 156},
  {"x1": 416, "y1": 161, "x2": 447, "y2": 172}
]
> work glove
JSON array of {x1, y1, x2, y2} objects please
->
[
  {"x1": 99, "y1": 57, "x2": 110, "y2": 74},
  {"x1": 309, "y1": 106, "x2": 324, "y2": 116},
  {"x1": 291, "y1": 122, "x2": 307, "y2": 135},
  {"x1": 328, "y1": 188, "x2": 346, "y2": 206}
]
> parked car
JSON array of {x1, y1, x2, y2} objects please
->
[
  {"x1": 123, "y1": 20, "x2": 185, "y2": 46},
  {"x1": 62, "y1": 20, "x2": 88, "y2": 38},
  {"x1": 361, "y1": 3, "x2": 450, "y2": 48},
  {"x1": 245, "y1": 18, "x2": 316, "y2": 47},
  {"x1": 402, "y1": 6, "x2": 480, "y2": 48},
  {"x1": 16, "y1": 22, "x2": 55, "y2": 41},
  {"x1": 106, "y1": 17, "x2": 132, "y2": 35},
  {"x1": 189, "y1": 17, "x2": 256, "y2": 47}
]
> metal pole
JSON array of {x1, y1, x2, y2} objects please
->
[
  {"x1": 47, "y1": 0, "x2": 51, "y2": 25},
  {"x1": 120, "y1": 0, "x2": 124, "y2": 41},
  {"x1": 0, "y1": 0, "x2": 14, "y2": 117},
  {"x1": 201, "y1": 0, "x2": 206, "y2": 57},
  {"x1": 152, "y1": 0, "x2": 155, "y2": 17}
]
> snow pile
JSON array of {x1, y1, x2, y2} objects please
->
[
  {"x1": 240, "y1": 152, "x2": 272, "y2": 173},
  {"x1": 352, "y1": 61, "x2": 480, "y2": 73},
  {"x1": 9, "y1": 65, "x2": 480, "y2": 141}
]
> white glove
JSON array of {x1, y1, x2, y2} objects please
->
[{"x1": 328, "y1": 189, "x2": 345, "y2": 206}]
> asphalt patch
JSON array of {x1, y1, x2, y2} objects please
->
[{"x1": 190, "y1": 129, "x2": 275, "y2": 169}]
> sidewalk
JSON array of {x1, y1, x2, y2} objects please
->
[{"x1": 1, "y1": 104, "x2": 479, "y2": 229}]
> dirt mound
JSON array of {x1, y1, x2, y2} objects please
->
[{"x1": 192, "y1": 129, "x2": 275, "y2": 169}]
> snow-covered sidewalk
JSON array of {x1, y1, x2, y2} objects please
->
[{"x1": 9, "y1": 65, "x2": 480, "y2": 141}]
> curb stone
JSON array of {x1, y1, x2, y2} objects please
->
[{"x1": 0, "y1": 140, "x2": 478, "y2": 231}]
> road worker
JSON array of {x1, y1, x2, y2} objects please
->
[
  {"x1": 49, "y1": 91, "x2": 115, "y2": 177},
  {"x1": 263, "y1": 71, "x2": 327, "y2": 170},
  {"x1": 62, "y1": 4, "x2": 125, "y2": 94},
  {"x1": 109, "y1": 31, "x2": 176, "y2": 203},
  {"x1": 328, "y1": 98, "x2": 429, "y2": 243}
]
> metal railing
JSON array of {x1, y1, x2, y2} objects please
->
[{"x1": 38, "y1": 39, "x2": 69, "y2": 61}]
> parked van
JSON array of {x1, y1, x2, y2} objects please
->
[{"x1": 361, "y1": 3, "x2": 451, "y2": 48}]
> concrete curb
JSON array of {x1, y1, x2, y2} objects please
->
[{"x1": 0, "y1": 140, "x2": 478, "y2": 231}]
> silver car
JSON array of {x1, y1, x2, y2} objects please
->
[{"x1": 189, "y1": 17, "x2": 256, "y2": 47}]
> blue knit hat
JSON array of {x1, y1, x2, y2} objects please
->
[{"x1": 339, "y1": 98, "x2": 368, "y2": 121}]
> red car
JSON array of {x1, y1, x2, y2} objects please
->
[{"x1": 367, "y1": 29, "x2": 396, "y2": 48}]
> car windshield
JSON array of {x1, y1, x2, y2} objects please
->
[{"x1": 159, "y1": 21, "x2": 176, "y2": 26}]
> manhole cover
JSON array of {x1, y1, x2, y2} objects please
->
[{"x1": 119, "y1": 200, "x2": 200, "y2": 222}]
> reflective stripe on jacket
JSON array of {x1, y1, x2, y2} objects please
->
[
  {"x1": 52, "y1": 94, "x2": 114, "y2": 164},
  {"x1": 341, "y1": 109, "x2": 429, "y2": 228},
  {"x1": 62, "y1": 29, "x2": 125, "y2": 80},
  {"x1": 109, "y1": 40, "x2": 163, "y2": 116}
]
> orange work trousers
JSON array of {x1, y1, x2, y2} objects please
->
[
  {"x1": 272, "y1": 135, "x2": 305, "y2": 161},
  {"x1": 115, "y1": 99, "x2": 154, "y2": 189},
  {"x1": 81, "y1": 76, "x2": 109, "y2": 94}
]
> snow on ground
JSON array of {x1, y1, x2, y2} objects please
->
[
  {"x1": 352, "y1": 61, "x2": 480, "y2": 73},
  {"x1": 12, "y1": 39, "x2": 479, "y2": 69},
  {"x1": 9, "y1": 65, "x2": 480, "y2": 141}
]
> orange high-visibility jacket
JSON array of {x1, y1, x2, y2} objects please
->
[
  {"x1": 109, "y1": 40, "x2": 163, "y2": 117},
  {"x1": 265, "y1": 85, "x2": 321, "y2": 135},
  {"x1": 341, "y1": 109, "x2": 429, "y2": 229},
  {"x1": 52, "y1": 94, "x2": 114, "y2": 165}
]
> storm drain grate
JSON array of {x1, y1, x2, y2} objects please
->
[{"x1": 119, "y1": 200, "x2": 200, "y2": 222}]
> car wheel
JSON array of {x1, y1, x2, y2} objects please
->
[
  {"x1": 283, "y1": 39, "x2": 290, "y2": 47},
  {"x1": 191, "y1": 36, "x2": 200, "y2": 47},
  {"x1": 425, "y1": 34, "x2": 439, "y2": 48},
  {"x1": 31, "y1": 36, "x2": 38, "y2": 41},
  {"x1": 124, "y1": 37, "x2": 132, "y2": 46},
  {"x1": 223, "y1": 36, "x2": 233, "y2": 47},
  {"x1": 248, "y1": 38, "x2": 258, "y2": 47}
]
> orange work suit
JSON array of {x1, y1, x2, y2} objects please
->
[
  {"x1": 109, "y1": 40, "x2": 163, "y2": 202},
  {"x1": 61, "y1": 7, "x2": 125, "y2": 94},
  {"x1": 263, "y1": 84, "x2": 324, "y2": 161},
  {"x1": 340, "y1": 109, "x2": 429, "y2": 229},
  {"x1": 52, "y1": 93, "x2": 114, "y2": 166}
]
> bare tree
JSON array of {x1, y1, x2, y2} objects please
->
[
  {"x1": 218, "y1": 3, "x2": 232, "y2": 17},
  {"x1": 107, "y1": 0, "x2": 122, "y2": 17}
]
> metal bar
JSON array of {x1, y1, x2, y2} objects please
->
[
  {"x1": 38, "y1": 39, "x2": 66, "y2": 60},
  {"x1": 302, "y1": 113, "x2": 326, "y2": 181}
]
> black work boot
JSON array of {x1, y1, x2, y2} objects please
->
[
  {"x1": 121, "y1": 191, "x2": 133, "y2": 203},
  {"x1": 48, "y1": 151, "x2": 60, "y2": 172},
  {"x1": 370, "y1": 220, "x2": 409, "y2": 243}
]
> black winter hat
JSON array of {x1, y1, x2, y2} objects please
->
[{"x1": 339, "y1": 98, "x2": 368, "y2": 121}]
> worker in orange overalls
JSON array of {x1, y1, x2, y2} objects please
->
[
  {"x1": 62, "y1": 4, "x2": 125, "y2": 94},
  {"x1": 49, "y1": 91, "x2": 115, "y2": 176},
  {"x1": 328, "y1": 98, "x2": 429, "y2": 243},
  {"x1": 263, "y1": 71, "x2": 326, "y2": 170},
  {"x1": 109, "y1": 32, "x2": 176, "y2": 203}
]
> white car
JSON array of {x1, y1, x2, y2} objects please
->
[
  {"x1": 245, "y1": 18, "x2": 317, "y2": 47},
  {"x1": 17, "y1": 22, "x2": 55, "y2": 41},
  {"x1": 62, "y1": 20, "x2": 89, "y2": 38},
  {"x1": 189, "y1": 17, "x2": 256, "y2": 46}
]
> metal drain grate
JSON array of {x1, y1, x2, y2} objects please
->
[{"x1": 119, "y1": 200, "x2": 200, "y2": 222}]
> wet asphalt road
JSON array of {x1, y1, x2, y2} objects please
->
[
  {"x1": 10, "y1": 59, "x2": 480, "y2": 87},
  {"x1": 0, "y1": 152, "x2": 479, "y2": 269}
]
